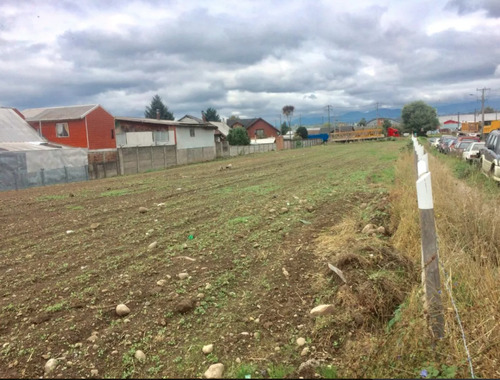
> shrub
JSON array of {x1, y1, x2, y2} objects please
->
[
  {"x1": 227, "y1": 127, "x2": 250, "y2": 145},
  {"x1": 295, "y1": 126, "x2": 308, "y2": 139}
]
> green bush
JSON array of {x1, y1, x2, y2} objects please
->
[
  {"x1": 295, "y1": 126, "x2": 308, "y2": 139},
  {"x1": 227, "y1": 127, "x2": 250, "y2": 146}
]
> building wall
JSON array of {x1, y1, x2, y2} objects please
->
[
  {"x1": 176, "y1": 126, "x2": 215, "y2": 149},
  {"x1": 246, "y1": 119, "x2": 279, "y2": 139},
  {"x1": 115, "y1": 120, "x2": 175, "y2": 147},
  {"x1": 30, "y1": 119, "x2": 88, "y2": 148},
  {"x1": 86, "y1": 106, "x2": 116, "y2": 150}
]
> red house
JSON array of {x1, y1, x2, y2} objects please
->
[
  {"x1": 22, "y1": 104, "x2": 116, "y2": 150},
  {"x1": 227, "y1": 118, "x2": 279, "y2": 139}
]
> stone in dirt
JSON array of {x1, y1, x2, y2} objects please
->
[
  {"x1": 148, "y1": 241, "x2": 158, "y2": 250},
  {"x1": 376, "y1": 226, "x2": 386, "y2": 234},
  {"x1": 204, "y1": 363, "x2": 224, "y2": 379},
  {"x1": 116, "y1": 304, "x2": 130, "y2": 317},
  {"x1": 301, "y1": 347, "x2": 310, "y2": 356},
  {"x1": 202, "y1": 344, "x2": 213, "y2": 354},
  {"x1": 298, "y1": 359, "x2": 320, "y2": 373},
  {"x1": 134, "y1": 350, "x2": 146, "y2": 361},
  {"x1": 178, "y1": 272, "x2": 189, "y2": 280},
  {"x1": 44, "y1": 358, "x2": 58, "y2": 374},
  {"x1": 156, "y1": 279, "x2": 167, "y2": 286},
  {"x1": 310, "y1": 304, "x2": 335, "y2": 316},
  {"x1": 174, "y1": 298, "x2": 195, "y2": 313},
  {"x1": 138, "y1": 207, "x2": 148, "y2": 213},
  {"x1": 91, "y1": 369, "x2": 99, "y2": 377},
  {"x1": 296, "y1": 337, "x2": 306, "y2": 346},
  {"x1": 90, "y1": 223, "x2": 100, "y2": 230},
  {"x1": 362, "y1": 224, "x2": 377, "y2": 234}
]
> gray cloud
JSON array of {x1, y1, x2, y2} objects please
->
[{"x1": 1, "y1": 0, "x2": 499, "y2": 120}]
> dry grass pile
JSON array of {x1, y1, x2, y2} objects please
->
[
  {"x1": 310, "y1": 211, "x2": 416, "y2": 377},
  {"x1": 375, "y1": 150, "x2": 500, "y2": 378}
]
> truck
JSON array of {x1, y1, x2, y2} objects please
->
[
  {"x1": 330, "y1": 127, "x2": 385, "y2": 142},
  {"x1": 387, "y1": 127, "x2": 400, "y2": 137}
]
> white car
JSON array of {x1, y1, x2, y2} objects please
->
[{"x1": 463, "y1": 142, "x2": 485, "y2": 162}]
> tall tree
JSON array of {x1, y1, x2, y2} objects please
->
[
  {"x1": 358, "y1": 118, "x2": 367, "y2": 126},
  {"x1": 145, "y1": 95, "x2": 174, "y2": 120},
  {"x1": 484, "y1": 106, "x2": 495, "y2": 113},
  {"x1": 282, "y1": 105, "x2": 295, "y2": 129},
  {"x1": 401, "y1": 101, "x2": 439, "y2": 136},
  {"x1": 203, "y1": 107, "x2": 221, "y2": 122}
]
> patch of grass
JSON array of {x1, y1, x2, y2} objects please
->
[
  {"x1": 317, "y1": 365, "x2": 338, "y2": 379},
  {"x1": 268, "y1": 363, "x2": 294, "y2": 378},
  {"x1": 66, "y1": 205, "x2": 84, "y2": 210},
  {"x1": 231, "y1": 363, "x2": 259, "y2": 379},
  {"x1": 45, "y1": 301, "x2": 67, "y2": 312},
  {"x1": 36, "y1": 194, "x2": 68, "y2": 201},
  {"x1": 100, "y1": 189, "x2": 131, "y2": 197}
]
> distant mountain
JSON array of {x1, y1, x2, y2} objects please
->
[{"x1": 295, "y1": 97, "x2": 500, "y2": 127}]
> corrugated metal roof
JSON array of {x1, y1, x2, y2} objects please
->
[
  {"x1": 22, "y1": 104, "x2": 98, "y2": 121},
  {"x1": 0, "y1": 108, "x2": 45, "y2": 143},
  {"x1": 115, "y1": 116, "x2": 217, "y2": 129},
  {"x1": 0, "y1": 142, "x2": 70, "y2": 152},
  {"x1": 209, "y1": 121, "x2": 230, "y2": 136}
]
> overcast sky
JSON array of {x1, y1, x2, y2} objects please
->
[{"x1": 1, "y1": 0, "x2": 500, "y2": 122}]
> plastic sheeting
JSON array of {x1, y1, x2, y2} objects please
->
[{"x1": 0, "y1": 147, "x2": 88, "y2": 191}]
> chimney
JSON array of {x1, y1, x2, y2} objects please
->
[{"x1": 156, "y1": 109, "x2": 160, "y2": 120}]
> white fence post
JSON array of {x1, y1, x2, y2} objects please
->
[{"x1": 414, "y1": 140, "x2": 445, "y2": 339}]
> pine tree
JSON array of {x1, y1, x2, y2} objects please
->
[
  {"x1": 145, "y1": 95, "x2": 174, "y2": 120},
  {"x1": 203, "y1": 107, "x2": 221, "y2": 122}
]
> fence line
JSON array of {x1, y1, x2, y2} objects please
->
[{"x1": 411, "y1": 136, "x2": 475, "y2": 378}]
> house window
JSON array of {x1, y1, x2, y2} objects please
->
[
  {"x1": 111, "y1": 129, "x2": 115, "y2": 139},
  {"x1": 56, "y1": 122, "x2": 69, "y2": 137},
  {"x1": 190, "y1": 128, "x2": 195, "y2": 137},
  {"x1": 153, "y1": 131, "x2": 169, "y2": 144},
  {"x1": 256, "y1": 129, "x2": 265, "y2": 138}
]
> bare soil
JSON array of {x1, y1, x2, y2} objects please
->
[{"x1": 0, "y1": 141, "x2": 415, "y2": 378}]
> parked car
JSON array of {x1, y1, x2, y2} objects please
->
[
  {"x1": 428, "y1": 137, "x2": 439, "y2": 147},
  {"x1": 437, "y1": 136, "x2": 454, "y2": 153},
  {"x1": 443, "y1": 138, "x2": 457, "y2": 154},
  {"x1": 480, "y1": 130, "x2": 500, "y2": 182},
  {"x1": 453, "y1": 140, "x2": 474, "y2": 157},
  {"x1": 462, "y1": 142, "x2": 485, "y2": 162}
]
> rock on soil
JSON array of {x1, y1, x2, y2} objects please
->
[
  {"x1": 362, "y1": 224, "x2": 377, "y2": 234},
  {"x1": 134, "y1": 350, "x2": 146, "y2": 361},
  {"x1": 116, "y1": 304, "x2": 130, "y2": 317},
  {"x1": 178, "y1": 272, "x2": 189, "y2": 280},
  {"x1": 296, "y1": 337, "x2": 306, "y2": 346},
  {"x1": 148, "y1": 241, "x2": 158, "y2": 250},
  {"x1": 202, "y1": 344, "x2": 213, "y2": 354},
  {"x1": 44, "y1": 358, "x2": 58, "y2": 374},
  {"x1": 138, "y1": 207, "x2": 148, "y2": 213},
  {"x1": 298, "y1": 359, "x2": 321, "y2": 373},
  {"x1": 310, "y1": 304, "x2": 335, "y2": 316},
  {"x1": 174, "y1": 298, "x2": 195, "y2": 314},
  {"x1": 204, "y1": 363, "x2": 224, "y2": 379}
]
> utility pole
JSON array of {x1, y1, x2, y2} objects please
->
[
  {"x1": 376, "y1": 102, "x2": 379, "y2": 122},
  {"x1": 325, "y1": 105, "x2": 333, "y2": 132},
  {"x1": 477, "y1": 87, "x2": 490, "y2": 139},
  {"x1": 457, "y1": 112, "x2": 460, "y2": 131}
]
